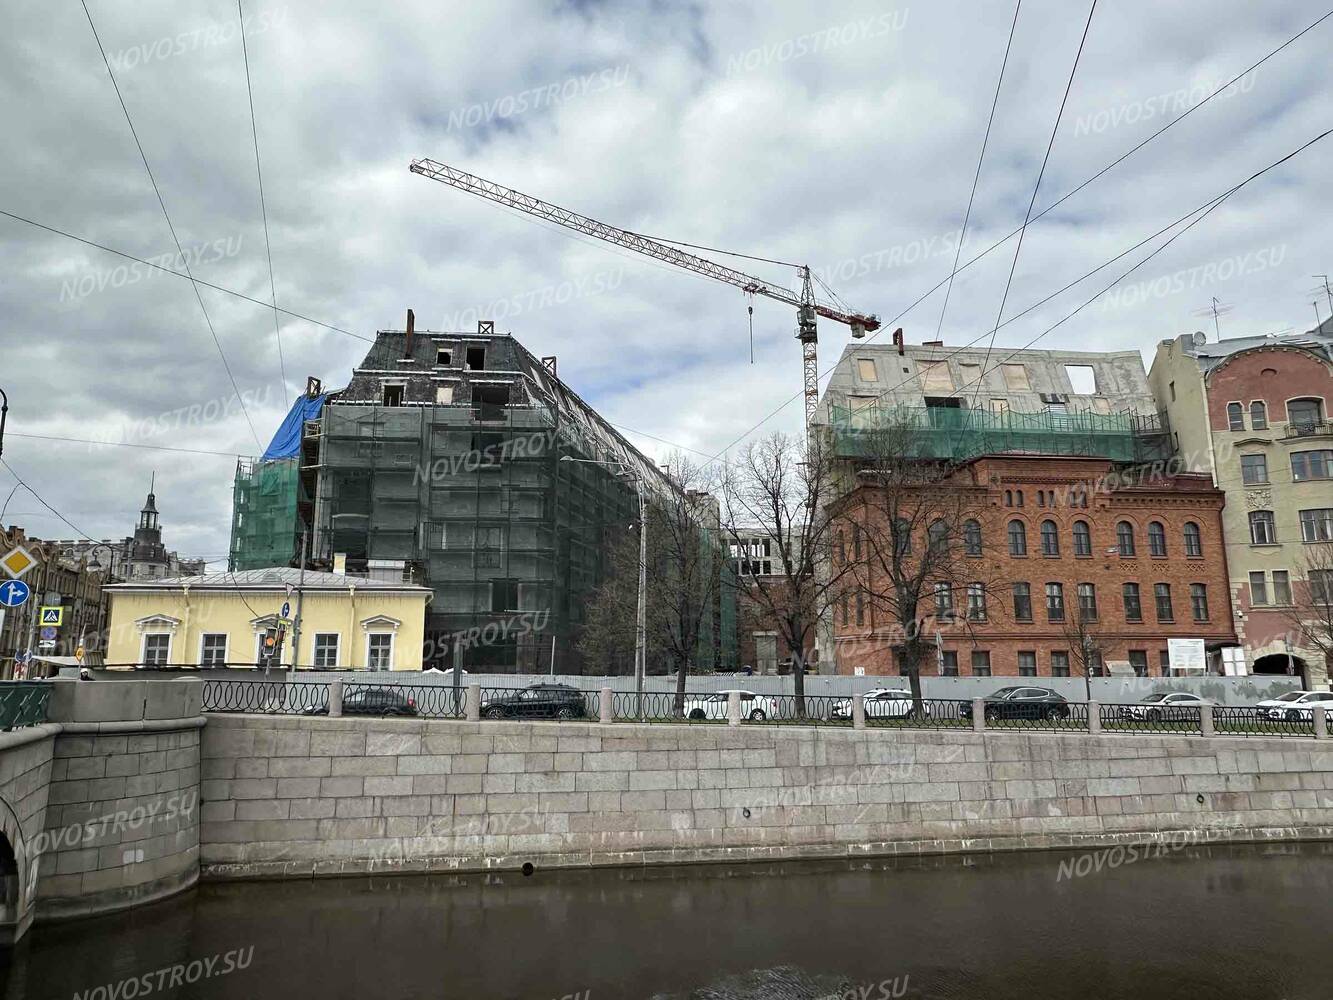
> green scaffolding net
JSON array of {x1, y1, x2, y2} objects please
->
[
  {"x1": 229, "y1": 458, "x2": 303, "y2": 570},
  {"x1": 830, "y1": 403, "x2": 1169, "y2": 464}
]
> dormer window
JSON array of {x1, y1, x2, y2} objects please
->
[
  {"x1": 382, "y1": 382, "x2": 405, "y2": 407},
  {"x1": 436, "y1": 348, "x2": 452, "y2": 366}
]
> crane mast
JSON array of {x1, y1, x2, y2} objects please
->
[{"x1": 409, "y1": 157, "x2": 879, "y2": 425}]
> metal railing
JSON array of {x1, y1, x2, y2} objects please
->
[
  {"x1": 194, "y1": 680, "x2": 1331, "y2": 742},
  {"x1": 0, "y1": 681, "x2": 52, "y2": 730}
]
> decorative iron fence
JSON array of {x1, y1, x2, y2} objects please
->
[
  {"x1": 194, "y1": 680, "x2": 1330, "y2": 742},
  {"x1": 0, "y1": 681, "x2": 52, "y2": 730}
]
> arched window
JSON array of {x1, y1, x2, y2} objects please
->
[
  {"x1": 1287, "y1": 397, "x2": 1324, "y2": 432},
  {"x1": 1250, "y1": 401, "x2": 1267, "y2": 430},
  {"x1": 1072, "y1": 520, "x2": 1092, "y2": 556},
  {"x1": 1116, "y1": 521, "x2": 1136, "y2": 557},
  {"x1": 1016, "y1": 489, "x2": 1025, "y2": 507},
  {"x1": 1040, "y1": 519, "x2": 1059, "y2": 557},
  {"x1": 1227, "y1": 402, "x2": 1244, "y2": 431},
  {"x1": 1008, "y1": 519, "x2": 1027, "y2": 556},
  {"x1": 1037, "y1": 491, "x2": 1045, "y2": 508},
  {"x1": 1004, "y1": 490, "x2": 1013, "y2": 507},
  {"x1": 1148, "y1": 521, "x2": 1167, "y2": 557},
  {"x1": 927, "y1": 519, "x2": 948, "y2": 552},
  {"x1": 1183, "y1": 521, "x2": 1202, "y2": 557},
  {"x1": 963, "y1": 519, "x2": 983, "y2": 556}
]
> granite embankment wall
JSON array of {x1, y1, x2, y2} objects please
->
[{"x1": 199, "y1": 714, "x2": 1333, "y2": 878}]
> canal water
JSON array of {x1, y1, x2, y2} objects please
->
[{"x1": 4, "y1": 842, "x2": 1331, "y2": 1000}]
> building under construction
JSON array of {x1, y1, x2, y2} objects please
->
[{"x1": 229, "y1": 314, "x2": 736, "y2": 674}]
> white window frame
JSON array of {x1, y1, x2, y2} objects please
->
[
  {"x1": 198, "y1": 632, "x2": 228, "y2": 667},
  {"x1": 141, "y1": 632, "x2": 172, "y2": 666},
  {"x1": 313, "y1": 633, "x2": 341, "y2": 669},
  {"x1": 366, "y1": 632, "x2": 394, "y2": 671}
]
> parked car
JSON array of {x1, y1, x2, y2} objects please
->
[
  {"x1": 831, "y1": 689, "x2": 928, "y2": 721},
  {"x1": 681, "y1": 690, "x2": 779, "y2": 721},
  {"x1": 304, "y1": 687, "x2": 418, "y2": 717},
  {"x1": 959, "y1": 686, "x2": 1070, "y2": 722},
  {"x1": 1254, "y1": 690, "x2": 1333, "y2": 721},
  {"x1": 480, "y1": 683, "x2": 587, "y2": 720},
  {"x1": 1118, "y1": 692, "x2": 1212, "y2": 722}
]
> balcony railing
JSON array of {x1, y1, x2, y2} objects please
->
[{"x1": 1280, "y1": 420, "x2": 1332, "y2": 441}]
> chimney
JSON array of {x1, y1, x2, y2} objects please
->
[
  {"x1": 892, "y1": 327, "x2": 905, "y2": 355},
  {"x1": 404, "y1": 308, "x2": 415, "y2": 357}
]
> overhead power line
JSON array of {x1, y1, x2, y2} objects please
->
[
  {"x1": 0, "y1": 459, "x2": 98, "y2": 542},
  {"x1": 7, "y1": 432, "x2": 244, "y2": 458},
  {"x1": 707, "y1": 126, "x2": 1333, "y2": 461},
  {"x1": 936, "y1": 0, "x2": 1023, "y2": 340},
  {"x1": 81, "y1": 0, "x2": 262, "y2": 449},
  {"x1": 972, "y1": 0, "x2": 1097, "y2": 410},
  {"x1": 237, "y1": 0, "x2": 288, "y2": 401},
  {"x1": 0, "y1": 208, "x2": 372, "y2": 342}
]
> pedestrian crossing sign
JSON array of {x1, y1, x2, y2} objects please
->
[{"x1": 39, "y1": 606, "x2": 63, "y2": 625}]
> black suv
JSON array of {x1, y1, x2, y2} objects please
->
[
  {"x1": 480, "y1": 684, "x2": 588, "y2": 720},
  {"x1": 960, "y1": 686, "x2": 1070, "y2": 722}
]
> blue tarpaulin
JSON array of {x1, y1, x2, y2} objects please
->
[{"x1": 260, "y1": 394, "x2": 326, "y2": 460}]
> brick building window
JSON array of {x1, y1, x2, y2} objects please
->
[
  {"x1": 1073, "y1": 520, "x2": 1092, "y2": 556},
  {"x1": 1045, "y1": 582, "x2": 1065, "y2": 622},
  {"x1": 1122, "y1": 583, "x2": 1142, "y2": 621},
  {"x1": 934, "y1": 582, "x2": 953, "y2": 620},
  {"x1": 1154, "y1": 583, "x2": 1174, "y2": 622},
  {"x1": 967, "y1": 583, "x2": 987, "y2": 621},
  {"x1": 1116, "y1": 521, "x2": 1136, "y2": 556},
  {"x1": 1148, "y1": 521, "x2": 1167, "y2": 557},
  {"x1": 971, "y1": 650, "x2": 991, "y2": 677},
  {"x1": 1077, "y1": 582, "x2": 1098, "y2": 620},
  {"x1": 964, "y1": 519, "x2": 983, "y2": 555},
  {"x1": 1240, "y1": 454, "x2": 1268, "y2": 484},
  {"x1": 1183, "y1": 521, "x2": 1202, "y2": 557},
  {"x1": 852, "y1": 523, "x2": 862, "y2": 560},
  {"x1": 1018, "y1": 651, "x2": 1037, "y2": 676},
  {"x1": 1008, "y1": 520, "x2": 1027, "y2": 556},
  {"x1": 1128, "y1": 650, "x2": 1149, "y2": 677},
  {"x1": 1249, "y1": 510, "x2": 1276, "y2": 544},
  {"x1": 1273, "y1": 570, "x2": 1292, "y2": 605},
  {"x1": 1051, "y1": 651, "x2": 1070, "y2": 677},
  {"x1": 1190, "y1": 583, "x2": 1209, "y2": 621},
  {"x1": 1227, "y1": 402, "x2": 1244, "y2": 431},
  {"x1": 1159, "y1": 649, "x2": 1171, "y2": 676},
  {"x1": 1249, "y1": 571, "x2": 1268, "y2": 606},
  {"x1": 1250, "y1": 400, "x2": 1267, "y2": 430},
  {"x1": 1012, "y1": 582, "x2": 1032, "y2": 621},
  {"x1": 1040, "y1": 520, "x2": 1060, "y2": 556},
  {"x1": 856, "y1": 591, "x2": 865, "y2": 626},
  {"x1": 940, "y1": 651, "x2": 959, "y2": 676}
]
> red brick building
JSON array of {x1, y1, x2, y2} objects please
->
[{"x1": 832, "y1": 456, "x2": 1238, "y2": 678}]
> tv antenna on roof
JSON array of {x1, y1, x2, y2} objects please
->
[
  {"x1": 1307, "y1": 275, "x2": 1332, "y2": 322},
  {"x1": 1191, "y1": 297, "x2": 1233, "y2": 341}
]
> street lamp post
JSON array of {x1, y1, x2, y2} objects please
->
[
  {"x1": 560, "y1": 455, "x2": 646, "y2": 718},
  {"x1": 0, "y1": 386, "x2": 8, "y2": 459}
]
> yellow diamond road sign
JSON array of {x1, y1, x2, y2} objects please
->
[{"x1": 0, "y1": 546, "x2": 37, "y2": 580}]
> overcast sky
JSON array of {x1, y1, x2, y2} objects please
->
[{"x1": 1, "y1": 0, "x2": 1329, "y2": 566}]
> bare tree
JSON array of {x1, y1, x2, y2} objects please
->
[
  {"x1": 1059, "y1": 605, "x2": 1107, "y2": 703},
  {"x1": 580, "y1": 455, "x2": 726, "y2": 714},
  {"x1": 720, "y1": 431, "x2": 855, "y2": 717},
  {"x1": 838, "y1": 419, "x2": 997, "y2": 716},
  {"x1": 1282, "y1": 541, "x2": 1333, "y2": 672}
]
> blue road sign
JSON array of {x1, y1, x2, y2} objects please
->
[
  {"x1": 40, "y1": 626, "x2": 56, "y2": 641},
  {"x1": 280, "y1": 601, "x2": 291, "y2": 618},
  {"x1": 0, "y1": 580, "x2": 30, "y2": 608}
]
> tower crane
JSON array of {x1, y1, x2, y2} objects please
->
[{"x1": 409, "y1": 157, "x2": 882, "y2": 426}]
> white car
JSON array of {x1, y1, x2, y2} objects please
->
[
  {"x1": 831, "y1": 689, "x2": 926, "y2": 721},
  {"x1": 1255, "y1": 690, "x2": 1333, "y2": 722},
  {"x1": 1119, "y1": 692, "x2": 1212, "y2": 722},
  {"x1": 681, "y1": 690, "x2": 778, "y2": 721}
]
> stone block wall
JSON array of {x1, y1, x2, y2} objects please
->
[
  {"x1": 199, "y1": 715, "x2": 1333, "y2": 878},
  {"x1": 0, "y1": 726, "x2": 58, "y2": 943}
]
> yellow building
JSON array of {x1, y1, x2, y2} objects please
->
[{"x1": 104, "y1": 568, "x2": 431, "y2": 671}]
